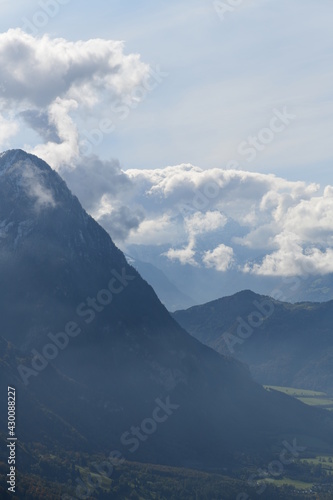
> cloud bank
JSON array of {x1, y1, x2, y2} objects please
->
[{"x1": 124, "y1": 164, "x2": 333, "y2": 277}]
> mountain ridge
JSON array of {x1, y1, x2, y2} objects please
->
[
  {"x1": 173, "y1": 290, "x2": 333, "y2": 393},
  {"x1": 1, "y1": 149, "x2": 333, "y2": 478}
]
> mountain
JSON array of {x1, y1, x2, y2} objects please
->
[
  {"x1": 125, "y1": 254, "x2": 195, "y2": 311},
  {"x1": 127, "y1": 241, "x2": 281, "y2": 306},
  {"x1": 1, "y1": 150, "x2": 333, "y2": 486},
  {"x1": 173, "y1": 290, "x2": 333, "y2": 394},
  {"x1": 127, "y1": 240, "x2": 333, "y2": 307},
  {"x1": 290, "y1": 273, "x2": 333, "y2": 303}
]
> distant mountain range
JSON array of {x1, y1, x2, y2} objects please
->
[
  {"x1": 173, "y1": 290, "x2": 333, "y2": 394},
  {"x1": 125, "y1": 254, "x2": 195, "y2": 310},
  {"x1": 127, "y1": 240, "x2": 281, "y2": 308},
  {"x1": 1, "y1": 150, "x2": 333, "y2": 497},
  {"x1": 126, "y1": 242, "x2": 333, "y2": 309}
]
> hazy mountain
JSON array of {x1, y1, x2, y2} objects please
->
[
  {"x1": 173, "y1": 290, "x2": 333, "y2": 394},
  {"x1": 1, "y1": 150, "x2": 333, "y2": 476},
  {"x1": 125, "y1": 254, "x2": 195, "y2": 311},
  {"x1": 127, "y1": 241, "x2": 282, "y2": 306},
  {"x1": 127, "y1": 239, "x2": 333, "y2": 307},
  {"x1": 291, "y1": 274, "x2": 333, "y2": 303}
]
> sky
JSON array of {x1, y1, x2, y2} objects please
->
[
  {"x1": 1, "y1": 0, "x2": 333, "y2": 280},
  {"x1": 1, "y1": 0, "x2": 332, "y2": 181}
]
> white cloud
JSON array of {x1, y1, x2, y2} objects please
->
[
  {"x1": 0, "y1": 29, "x2": 150, "y2": 169},
  {"x1": 0, "y1": 29, "x2": 148, "y2": 108},
  {"x1": 164, "y1": 243, "x2": 198, "y2": 267},
  {"x1": 30, "y1": 98, "x2": 79, "y2": 169},
  {"x1": 21, "y1": 159, "x2": 56, "y2": 210},
  {"x1": 185, "y1": 210, "x2": 227, "y2": 235},
  {"x1": 126, "y1": 214, "x2": 181, "y2": 246},
  {"x1": 283, "y1": 189, "x2": 333, "y2": 245},
  {"x1": 0, "y1": 27, "x2": 332, "y2": 278},
  {"x1": 0, "y1": 114, "x2": 18, "y2": 149},
  {"x1": 244, "y1": 232, "x2": 333, "y2": 277},
  {"x1": 203, "y1": 244, "x2": 234, "y2": 272},
  {"x1": 125, "y1": 163, "x2": 333, "y2": 277},
  {"x1": 163, "y1": 211, "x2": 227, "y2": 267},
  {"x1": 243, "y1": 187, "x2": 333, "y2": 276},
  {"x1": 97, "y1": 203, "x2": 144, "y2": 242},
  {"x1": 62, "y1": 155, "x2": 132, "y2": 213},
  {"x1": 126, "y1": 164, "x2": 318, "y2": 231}
]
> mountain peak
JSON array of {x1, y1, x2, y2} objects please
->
[
  {"x1": 0, "y1": 149, "x2": 57, "y2": 192},
  {"x1": 0, "y1": 149, "x2": 90, "y2": 254},
  {"x1": 0, "y1": 149, "x2": 62, "y2": 227},
  {"x1": 0, "y1": 149, "x2": 29, "y2": 174},
  {"x1": 233, "y1": 289, "x2": 261, "y2": 300}
]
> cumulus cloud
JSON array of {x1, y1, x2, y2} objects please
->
[
  {"x1": 185, "y1": 210, "x2": 227, "y2": 235},
  {"x1": 30, "y1": 98, "x2": 80, "y2": 168},
  {"x1": 19, "y1": 109, "x2": 60, "y2": 143},
  {"x1": 243, "y1": 187, "x2": 333, "y2": 276},
  {"x1": 126, "y1": 164, "x2": 318, "y2": 226},
  {"x1": 203, "y1": 244, "x2": 234, "y2": 272},
  {"x1": 1, "y1": 30, "x2": 332, "y2": 276},
  {"x1": 0, "y1": 29, "x2": 148, "y2": 108},
  {"x1": 62, "y1": 155, "x2": 132, "y2": 212},
  {"x1": 0, "y1": 29, "x2": 149, "y2": 169},
  {"x1": 0, "y1": 29, "x2": 152, "y2": 241},
  {"x1": 61, "y1": 155, "x2": 144, "y2": 242},
  {"x1": 283, "y1": 189, "x2": 333, "y2": 245},
  {"x1": 0, "y1": 114, "x2": 18, "y2": 149},
  {"x1": 126, "y1": 214, "x2": 183, "y2": 246},
  {"x1": 98, "y1": 205, "x2": 144, "y2": 242},
  {"x1": 162, "y1": 211, "x2": 228, "y2": 266},
  {"x1": 164, "y1": 243, "x2": 198, "y2": 267},
  {"x1": 244, "y1": 232, "x2": 333, "y2": 277},
  {"x1": 125, "y1": 163, "x2": 333, "y2": 276}
]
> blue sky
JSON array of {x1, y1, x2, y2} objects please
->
[{"x1": 1, "y1": 0, "x2": 332, "y2": 184}]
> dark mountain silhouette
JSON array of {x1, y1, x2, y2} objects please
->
[
  {"x1": 173, "y1": 290, "x2": 333, "y2": 394},
  {"x1": 1, "y1": 150, "x2": 333, "y2": 475}
]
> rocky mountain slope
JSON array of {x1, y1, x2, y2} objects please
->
[
  {"x1": 1, "y1": 150, "x2": 333, "y2": 474},
  {"x1": 173, "y1": 290, "x2": 333, "y2": 393}
]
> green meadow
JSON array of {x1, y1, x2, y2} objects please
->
[{"x1": 264, "y1": 385, "x2": 333, "y2": 411}]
